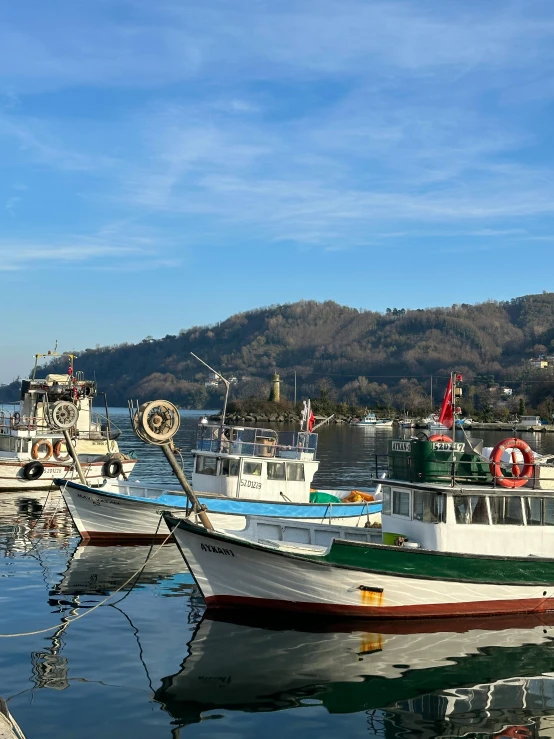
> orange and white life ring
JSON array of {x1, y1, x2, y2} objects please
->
[
  {"x1": 53, "y1": 439, "x2": 71, "y2": 462},
  {"x1": 31, "y1": 439, "x2": 53, "y2": 462},
  {"x1": 429, "y1": 434, "x2": 453, "y2": 442},
  {"x1": 489, "y1": 437, "x2": 534, "y2": 489}
]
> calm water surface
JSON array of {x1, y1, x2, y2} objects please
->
[{"x1": 2, "y1": 410, "x2": 554, "y2": 738}]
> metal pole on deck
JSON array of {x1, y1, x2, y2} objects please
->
[
  {"x1": 63, "y1": 428, "x2": 87, "y2": 484},
  {"x1": 161, "y1": 443, "x2": 214, "y2": 530},
  {"x1": 48, "y1": 400, "x2": 86, "y2": 485}
]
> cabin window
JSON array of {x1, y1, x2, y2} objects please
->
[
  {"x1": 544, "y1": 499, "x2": 554, "y2": 526},
  {"x1": 267, "y1": 462, "x2": 286, "y2": 480},
  {"x1": 243, "y1": 462, "x2": 262, "y2": 476},
  {"x1": 489, "y1": 496, "x2": 524, "y2": 525},
  {"x1": 392, "y1": 489, "x2": 410, "y2": 517},
  {"x1": 413, "y1": 491, "x2": 446, "y2": 523},
  {"x1": 454, "y1": 496, "x2": 489, "y2": 525},
  {"x1": 220, "y1": 458, "x2": 239, "y2": 477},
  {"x1": 286, "y1": 463, "x2": 305, "y2": 482},
  {"x1": 524, "y1": 497, "x2": 542, "y2": 526},
  {"x1": 195, "y1": 456, "x2": 217, "y2": 475},
  {"x1": 382, "y1": 486, "x2": 391, "y2": 515}
]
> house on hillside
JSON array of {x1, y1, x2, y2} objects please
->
[{"x1": 530, "y1": 358, "x2": 548, "y2": 369}]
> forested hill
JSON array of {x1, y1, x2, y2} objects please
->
[{"x1": 3, "y1": 293, "x2": 554, "y2": 413}]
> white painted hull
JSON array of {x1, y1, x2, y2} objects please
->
[
  {"x1": 171, "y1": 520, "x2": 554, "y2": 618},
  {"x1": 0, "y1": 459, "x2": 137, "y2": 491},
  {"x1": 61, "y1": 483, "x2": 381, "y2": 541}
]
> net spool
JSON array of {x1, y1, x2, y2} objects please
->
[
  {"x1": 48, "y1": 401, "x2": 79, "y2": 429},
  {"x1": 134, "y1": 400, "x2": 180, "y2": 445}
]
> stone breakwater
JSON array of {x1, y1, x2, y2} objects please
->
[{"x1": 209, "y1": 412, "x2": 359, "y2": 424}]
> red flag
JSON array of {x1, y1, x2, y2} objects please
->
[
  {"x1": 437, "y1": 377, "x2": 453, "y2": 429},
  {"x1": 308, "y1": 411, "x2": 315, "y2": 432}
]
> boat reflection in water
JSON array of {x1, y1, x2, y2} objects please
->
[
  {"x1": 53, "y1": 541, "x2": 193, "y2": 596},
  {"x1": 155, "y1": 612, "x2": 554, "y2": 737}
]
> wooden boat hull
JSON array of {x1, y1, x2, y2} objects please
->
[
  {"x1": 167, "y1": 515, "x2": 554, "y2": 619},
  {"x1": 60, "y1": 480, "x2": 381, "y2": 541}
]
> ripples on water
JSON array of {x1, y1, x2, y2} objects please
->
[{"x1": 2, "y1": 410, "x2": 554, "y2": 738}]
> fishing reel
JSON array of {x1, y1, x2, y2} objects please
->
[
  {"x1": 130, "y1": 400, "x2": 180, "y2": 446},
  {"x1": 48, "y1": 400, "x2": 79, "y2": 429}
]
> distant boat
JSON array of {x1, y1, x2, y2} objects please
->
[
  {"x1": 0, "y1": 351, "x2": 136, "y2": 490},
  {"x1": 351, "y1": 413, "x2": 394, "y2": 428},
  {"x1": 399, "y1": 418, "x2": 415, "y2": 429}
]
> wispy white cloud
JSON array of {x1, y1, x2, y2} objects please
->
[
  {"x1": 2, "y1": 0, "x2": 554, "y2": 256},
  {"x1": 0, "y1": 116, "x2": 117, "y2": 171},
  {"x1": 3, "y1": 1, "x2": 554, "y2": 91}
]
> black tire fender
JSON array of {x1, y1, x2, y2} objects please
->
[
  {"x1": 23, "y1": 461, "x2": 45, "y2": 480},
  {"x1": 102, "y1": 459, "x2": 123, "y2": 479}
]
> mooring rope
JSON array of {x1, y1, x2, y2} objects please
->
[{"x1": 0, "y1": 517, "x2": 179, "y2": 639}]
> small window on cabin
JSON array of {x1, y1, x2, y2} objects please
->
[
  {"x1": 267, "y1": 462, "x2": 286, "y2": 480},
  {"x1": 382, "y1": 486, "x2": 391, "y2": 515},
  {"x1": 544, "y1": 499, "x2": 554, "y2": 526},
  {"x1": 221, "y1": 458, "x2": 239, "y2": 477},
  {"x1": 524, "y1": 497, "x2": 542, "y2": 526},
  {"x1": 286, "y1": 463, "x2": 305, "y2": 481},
  {"x1": 489, "y1": 496, "x2": 523, "y2": 525},
  {"x1": 413, "y1": 491, "x2": 446, "y2": 523},
  {"x1": 243, "y1": 462, "x2": 262, "y2": 476},
  {"x1": 196, "y1": 456, "x2": 217, "y2": 476},
  {"x1": 392, "y1": 489, "x2": 410, "y2": 517},
  {"x1": 454, "y1": 496, "x2": 489, "y2": 525}
]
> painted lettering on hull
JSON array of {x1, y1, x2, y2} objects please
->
[{"x1": 200, "y1": 542, "x2": 235, "y2": 557}]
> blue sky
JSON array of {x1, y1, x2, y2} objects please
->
[{"x1": 2, "y1": 0, "x2": 554, "y2": 381}]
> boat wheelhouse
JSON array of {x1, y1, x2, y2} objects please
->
[
  {"x1": 0, "y1": 355, "x2": 136, "y2": 490},
  {"x1": 192, "y1": 423, "x2": 318, "y2": 502},
  {"x1": 377, "y1": 436, "x2": 554, "y2": 556}
]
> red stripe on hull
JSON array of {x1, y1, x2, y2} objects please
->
[
  {"x1": 80, "y1": 530, "x2": 171, "y2": 544},
  {"x1": 205, "y1": 595, "x2": 554, "y2": 619}
]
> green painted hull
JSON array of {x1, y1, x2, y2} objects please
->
[{"x1": 324, "y1": 539, "x2": 554, "y2": 586}]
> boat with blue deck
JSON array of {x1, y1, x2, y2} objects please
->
[{"x1": 58, "y1": 415, "x2": 381, "y2": 540}]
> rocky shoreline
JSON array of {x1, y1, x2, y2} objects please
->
[{"x1": 210, "y1": 412, "x2": 368, "y2": 425}]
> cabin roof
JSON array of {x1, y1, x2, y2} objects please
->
[{"x1": 372, "y1": 476, "x2": 552, "y2": 497}]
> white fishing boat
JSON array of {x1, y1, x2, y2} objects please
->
[
  {"x1": 164, "y1": 372, "x2": 554, "y2": 619},
  {"x1": 351, "y1": 413, "x2": 394, "y2": 428},
  {"x1": 58, "y1": 399, "x2": 381, "y2": 540},
  {"x1": 0, "y1": 352, "x2": 136, "y2": 490}
]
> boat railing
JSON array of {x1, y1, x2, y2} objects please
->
[
  {"x1": 195, "y1": 424, "x2": 318, "y2": 460},
  {"x1": 373, "y1": 452, "x2": 554, "y2": 490},
  {"x1": 76, "y1": 413, "x2": 121, "y2": 441},
  {"x1": 0, "y1": 412, "x2": 52, "y2": 434},
  {"x1": 0, "y1": 409, "x2": 120, "y2": 440}
]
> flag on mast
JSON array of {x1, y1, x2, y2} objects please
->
[
  {"x1": 308, "y1": 407, "x2": 315, "y2": 432},
  {"x1": 437, "y1": 377, "x2": 454, "y2": 429}
]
